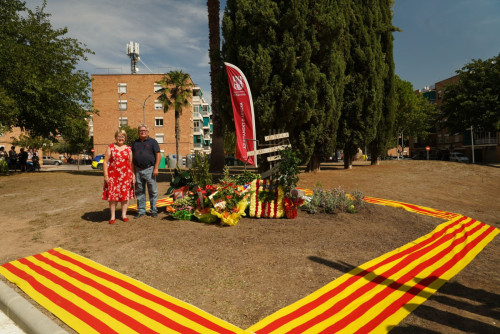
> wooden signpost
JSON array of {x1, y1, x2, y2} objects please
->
[{"x1": 247, "y1": 131, "x2": 290, "y2": 179}]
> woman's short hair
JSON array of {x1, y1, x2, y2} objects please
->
[{"x1": 114, "y1": 129, "x2": 127, "y2": 140}]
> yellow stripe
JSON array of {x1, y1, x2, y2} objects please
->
[{"x1": 54, "y1": 248, "x2": 244, "y2": 333}]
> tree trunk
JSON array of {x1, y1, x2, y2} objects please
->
[
  {"x1": 207, "y1": 0, "x2": 225, "y2": 173},
  {"x1": 343, "y1": 143, "x2": 355, "y2": 169},
  {"x1": 175, "y1": 110, "x2": 180, "y2": 169},
  {"x1": 306, "y1": 153, "x2": 321, "y2": 172},
  {"x1": 369, "y1": 142, "x2": 380, "y2": 165}
]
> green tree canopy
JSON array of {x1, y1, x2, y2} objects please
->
[
  {"x1": 337, "y1": 1, "x2": 387, "y2": 169},
  {"x1": 221, "y1": 0, "x2": 346, "y2": 172},
  {"x1": 393, "y1": 75, "x2": 436, "y2": 143},
  {"x1": 0, "y1": 0, "x2": 94, "y2": 139},
  {"x1": 442, "y1": 53, "x2": 500, "y2": 133}
]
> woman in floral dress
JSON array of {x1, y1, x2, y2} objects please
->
[{"x1": 102, "y1": 129, "x2": 135, "y2": 224}]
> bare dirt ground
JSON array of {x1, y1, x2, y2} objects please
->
[{"x1": 0, "y1": 160, "x2": 499, "y2": 333}]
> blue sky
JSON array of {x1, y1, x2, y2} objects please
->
[{"x1": 26, "y1": 0, "x2": 500, "y2": 101}]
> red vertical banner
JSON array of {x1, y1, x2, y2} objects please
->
[{"x1": 225, "y1": 62, "x2": 257, "y2": 166}]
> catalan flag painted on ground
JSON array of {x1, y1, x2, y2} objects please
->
[
  {"x1": 247, "y1": 214, "x2": 499, "y2": 333},
  {"x1": 128, "y1": 197, "x2": 173, "y2": 212},
  {"x1": 0, "y1": 248, "x2": 245, "y2": 334},
  {"x1": 1, "y1": 198, "x2": 498, "y2": 334}
]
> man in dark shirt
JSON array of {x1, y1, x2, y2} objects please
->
[{"x1": 131, "y1": 124, "x2": 161, "y2": 218}]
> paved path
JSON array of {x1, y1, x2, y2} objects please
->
[{"x1": 0, "y1": 309, "x2": 25, "y2": 334}]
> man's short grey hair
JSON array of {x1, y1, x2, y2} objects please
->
[{"x1": 137, "y1": 124, "x2": 149, "y2": 131}]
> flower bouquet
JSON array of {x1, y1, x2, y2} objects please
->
[
  {"x1": 249, "y1": 179, "x2": 284, "y2": 218},
  {"x1": 283, "y1": 195, "x2": 305, "y2": 219},
  {"x1": 192, "y1": 185, "x2": 218, "y2": 223},
  {"x1": 168, "y1": 197, "x2": 195, "y2": 220},
  {"x1": 209, "y1": 182, "x2": 250, "y2": 226}
]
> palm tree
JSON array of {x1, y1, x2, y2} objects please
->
[
  {"x1": 207, "y1": 0, "x2": 225, "y2": 173},
  {"x1": 157, "y1": 70, "x2": 193, "y2": 168}
]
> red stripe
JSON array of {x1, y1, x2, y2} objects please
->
[
  {"x1": 355, "y1": 224, "x2": 497, "y2": 333},
  {"x1": 47, "y1": 249, "x2": 237, "y2": 334},
  {"x1": 33, "y1": 254, "x2": 196, "y2": 334},
  {"x1": 1, "y1": 262, "x2": 116, "y2": 333},
  {"x1": 18, "y1": 257, "x2": 157, "y2": 334},
  {"x1": 363, "y1": 197, "x2": 457, "y2": 219},
  {"x1": 255, "y1": 216, "x2": 469, "y2": 333},
  {"x1": 314, "y1": 220, "x2": 486, "y2": 333}
]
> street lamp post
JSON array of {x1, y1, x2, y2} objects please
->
[
  {"x1": 142, "y1": 95, "x2": 152, "y2": 123},
  {"x1": 126, "y1": 95, "x2": 152, "y2": 124}
]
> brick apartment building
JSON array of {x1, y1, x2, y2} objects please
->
[
  {"x1": 92, "y1": 73, "x2": 212, "y2": 158},
  {"x1": 410, "y1": 75, "x2": 499, "y2": 163}
]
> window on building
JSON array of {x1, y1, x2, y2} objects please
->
[
  {"x1": 444, "y1": 134, "x2": 449, "y2": 143},
  {"x1": 118, "y1": 83, "x2": 127, "y2": 94},
  {"x1": 155, "y1": 117, "x2": 164, "y2": 127},
  {"x1": 454, "y1": 133, "x2": 460, "y2": 143},
  {"x1": 154, "y1": 100, "x2": 163, "y2": 110},
  {"x1": 119, "y1": 117, "x2": 128, "y2": 127},
  {"x1": 154, "y1": 83, "x2": 162, "y2": 93},
  {"x1": 119, "y1": 100, "x2": 127, "y2": 110},
  {"x1": 156, "y1": 134, "x2": 164, "y2": 143}
]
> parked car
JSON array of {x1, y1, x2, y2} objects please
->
[
  {"x1": 42, "y1": 156, "x2": 63, "y2": 165},
  {"x1": 449, "y1": 152, "x2": 469, "y2": 163},
  {"x1": 91, "y1": 154, "x2": 104, "y2": 170}
]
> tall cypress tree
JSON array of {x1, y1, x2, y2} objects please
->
[
  {"x1": 368, "y1": 0, "x2": 397, "y2": 166},
  {"x1": 221, "y1": 0, "x2": 345, "y2": 171},
  {"x1": 337, "y1": 1, "x2": 385, "y2": 169}
]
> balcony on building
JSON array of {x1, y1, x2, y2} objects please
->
[
  {"x1": 192, "y1": 86, "x2": 202, "y2": 105},
  {"x1": 462, "y1": 131, "x2": 498, "y2": 146},
  {"x1": 193, "y1": 126, "x2": 203, "y2": 136},
  {"x1": 193, "y1": 105, "x2": 203, "y2": 121},
  {"x1": 202, "y1": 104, "x2": 211, "y2": 117}
]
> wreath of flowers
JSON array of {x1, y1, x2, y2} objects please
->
[{"x1": 249, "y1": 179, "x2": 284, "y2": 218}]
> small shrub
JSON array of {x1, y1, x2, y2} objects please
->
[
  {"x1": 302, "y1": 186, "x2": 364, "y2": 215},
  {"x1": 190, "y1": 153, "x2": 212, "y2": 188}
]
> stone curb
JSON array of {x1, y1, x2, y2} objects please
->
[{"x1": 0, "y1": 280, "x2": 67, "y2": 334}]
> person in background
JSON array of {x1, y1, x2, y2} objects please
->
[
  {"x1": 31, "y1": 150, "x2": 40, "y2": 171},
  {"x1": 131, "y1": 124, "x2": 161, "y2": 219},
  {"x1": 0, "y1": 147, "x2": 8, "y2": 173},
  {"x1": 8, "y1": 146, "x2": 17, "y2": 170},
  {"x1": 0, "y1": 147, "x2": 7, "y2": 159},
  {"x1": 102, "y1": 129, "x2": 135, "y2": 224},
  {"x1": 18, "y1": 148, "x2": 28, "y2": 172}
]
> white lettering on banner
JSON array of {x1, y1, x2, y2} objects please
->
[
  {"x1": 232, "y1": 76, "x2": 244, "y2": 90},
  {"x1": 240, "y1": 102, "x2": 246, "y2": 149}
]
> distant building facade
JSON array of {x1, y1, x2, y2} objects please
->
[
  {"x1": 410, "y1": 75, "x2": 499, "y2": 163},
  {"x1": 91, "y1": 74, "x2": 212, "y2": 158}
]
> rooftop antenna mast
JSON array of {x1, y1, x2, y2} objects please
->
[{"x1": 126, "y1": 41, "x2": 140, "y2": 74}]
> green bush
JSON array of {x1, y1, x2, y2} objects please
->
[{"x1": 302, "y1": 186, "x2": 364, "y2": 214}]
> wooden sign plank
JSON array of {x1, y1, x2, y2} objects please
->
[
  {"x1": 247, "y1": 144, "x2": 290, "y2": 157},
  {"x1": 267, "y1": 155, "x2": 281, "y2": 162},
  {"x1": 264, "y1": 132, "x2": 289, "y2": 141}
]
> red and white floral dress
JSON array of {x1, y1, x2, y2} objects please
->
[{"x1": 102, "y1": 144, "x2": 134, "y2": 202}]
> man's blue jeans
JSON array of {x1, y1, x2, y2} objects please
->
[{"x1": 135, "y1": 166, "x2": 158, "y2": 214}]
